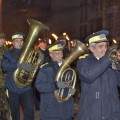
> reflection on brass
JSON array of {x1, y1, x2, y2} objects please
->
[{"x1": 54, "y1": 40, "x2": 89, "y2": 102}]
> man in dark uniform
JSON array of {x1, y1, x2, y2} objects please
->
[
  {"x1": 35, "y1": 41, "x2": 74, "y2": 120},
  {"x1": 77, "y1": 30, "x2": 120, "y2": 120},
  {"x1": 33, "y1": 39, "x2": 51, "y2": 111},
  {"x1": 0, "y1": 33, "x2": 9, "y2": 120},
  {"x1": 38, "y1": 39, "x2": 50, "y2": 64},
  {"x1": 1, "y1": 32, "x2": 34, "y2": 120}
]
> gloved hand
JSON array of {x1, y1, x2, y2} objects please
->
[
  {"x1": 69, "y1": 88, "x2": 76, "y2": 95},
  {"x1": 106, "y1": 45, "x2": 118, "y2": 62},
  {"x1": 17, "y1": 63, "x2": 33, "y2": 71},
  {"x1": 116, "y1": 49, "x2": 120, "y2": 60},
  {"x1": 57, "y1": 81, "x2": 68, "y2": 89},
  {"x1": 111, "y1": 61, "x2": 120, "y2": 71}
]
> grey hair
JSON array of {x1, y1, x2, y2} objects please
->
[{"x1": 89, "y1": 42, "x2": 97, "y2": 47}]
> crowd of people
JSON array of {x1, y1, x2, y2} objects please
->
[{"x1": 0, "y1": 29, "x2": 120, "y2": 120}]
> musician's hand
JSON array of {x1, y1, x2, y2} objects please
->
[
  {"x1": 57, "y1": 81, "x2": 68, "y2": 88},
  {"x1": 111, "y1": 61, "x2": 120, "y2": 71},
  {"x1": 107, "y1": 45, "x2": 118, "y2": 62},
  {"x1": 117, "y1": 49, "x2": 120, "y2": 60},
  {"x1": 69, "y1": 88, "x2": 76, "y2": 95},
  {"x1": 17, "y1": 63, "x2": 32, "y2": 71}
]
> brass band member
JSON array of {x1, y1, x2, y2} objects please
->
[
  {"x1": 77, "y1": 30, "x2": 120, "y2": 120},
  {"x1": 35, "y1": 41, "x2": 74, "y2": 120},
  {"x1": 1, "y1": 32, "x2": 34, "y2": 120}
]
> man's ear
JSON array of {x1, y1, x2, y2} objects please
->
[
  {"x1": 49, "y1": 52, "x2": 53, "y2": 58},
  {"x1": 88, "y1": 46, "x2": 94, "y2": 52}
]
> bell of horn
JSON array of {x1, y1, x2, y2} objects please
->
[
  {"x1": 54, "y1": 40, "x2": 89, "y2": 103},
  {"x1": 13, "y1": 19, "x2": 49, "y2": 87}
]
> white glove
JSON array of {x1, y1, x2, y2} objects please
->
[
  {"x1": 57, "y1": 81, "x2": 68, "y2": 88},
  {"x1": 69, "y1": 88, "x2": 76, "y2": 95},
  {"x1": 17, "y1": 63, "x2": 32, "y2": 71}
]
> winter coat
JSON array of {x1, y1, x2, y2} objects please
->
[
  {"x1": 77, "y1": 54, "x2": 120, "y2": 120},
  {"x1": 35, "y1": 60, "x2": 74, "y2": 119},
  {"x1": 1, "y1": 48, "x2": 32, "y2": 93}
]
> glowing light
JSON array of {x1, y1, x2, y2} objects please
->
[
  {"x1": 5, "y1": 41, "x2": 8, "y2": 45},
  {"x1": 6, "y1": 41, "x2": 12, "y2": 45},
  {"x1": 113, "y1": 39, "x2": 117, "y2": 44},
  {"x1": 63, "y1": 32, "x2": 67, "y2": 36},
  {"x1": 71, "y1": 41, "x2": 74, "y2": 47},
  {"x1": 9, "y1": 41, "x2": 12, "y2": 44},
  {"x1": 62, "y1": 32, "x2": 70, "y2": 41},
  {"x1": 52, "y1": 33, "x2": 58, "y2": 40},
  {"x1": 38, "y1": 38, "x2": 41, "y2": 41},
  {"x1": 48, "y1": 39, "x2": 52, "y2": 44},
  {"x1": 66, "y1": 35, "x2": 70, "y2": 41},
  {"x1": 86, "y1": 43, "x2": 88, "y2": 46}
]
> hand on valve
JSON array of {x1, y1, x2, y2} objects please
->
[{"x1": 107, "y1": 45, "x2": 120, "y2": 70}]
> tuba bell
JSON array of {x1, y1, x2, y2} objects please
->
[
  {"x1": 54, "y1": 40, "x2": 89, "y2": 103},
  {"x1": 13, "y1": 19, "x2": 49, "y2": 87}
]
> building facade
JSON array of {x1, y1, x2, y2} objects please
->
[
  {"x1": 1, "y1": 0, "x2": 120, "y2": 42},
  {"x1": 50, "y1": 0, "x2": 120, "y2": 41}
]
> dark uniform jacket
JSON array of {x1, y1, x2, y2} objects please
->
[
  {"x1": 35, "y1": 60, "x2": 74, "y2": 119},
  {"x1": 77, "y1": 53, "x2": 120, "y2": 120},
  {"x1": 38, "y1": 48, "x2": 50, "y2": 64},
  {"x1": 1, "y1": 48, "x2": 32, "y2": 93}
]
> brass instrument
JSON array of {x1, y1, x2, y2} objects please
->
[
  {"x1": 54, "y1": 40, "x2": 89, "y2": 102},
  {"x1": 13, "y1": 19, "x2": 49, "y2": 87}
]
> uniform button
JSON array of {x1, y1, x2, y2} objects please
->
[
  {"x1": 96, "y1": 92, "x2": 99, "y2": 99},
  {"x1": 102, "y1": 117, "x2": 104, "y2": 119}
]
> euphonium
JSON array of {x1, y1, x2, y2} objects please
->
[
  {"x1": 54, "y1": 40, "x2": 89, "y2": 103},
  {"x1": 13, "y1": 19, "x2": 49, "y2": 87}
]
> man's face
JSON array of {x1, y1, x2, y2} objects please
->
[
  {"x1": 12, "y1": 39, "x2": 23, "y2": 49},
  {"x1": 0, "y1": 38, "x2": 5, "y2": 47},
  {"x1": 50, "y1": 50, "x2": 63, "y2": 63},
  {"x1": 39, "y1": 42, "x2": 47, "y2": 50},
  {"x1": 89, "y1": 42, "x2": 109, "y2": 58}
]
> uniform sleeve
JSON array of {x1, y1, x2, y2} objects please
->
[
  {"x1": 77, "y1": 55, "x2": 112, "y2": 83},
  {"x1": 115, "y1": 71, "x2": 120, "y2": 86},
  {"x1": 1, "y1": 51, "x2": 17, "y2": 72},
  {"x1": 35, "y1": 68, "x2": 56, "y2": 93}
]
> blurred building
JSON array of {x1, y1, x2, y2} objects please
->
[
  {"x1": 50, "y1": 0, "x2": 120, "y2": 41},
  {"x1": 49, "y1": 0, "x2": 81, "y2": 39},
  {"x1": 78, "y1": 0, "x2": 120, "y2": 41},
  {"x1": 1, "y1": 0, "x2": 120, "y2": 42},
  {"x1": 2, "y1": 0, "x2": 52, "y2": 39}
]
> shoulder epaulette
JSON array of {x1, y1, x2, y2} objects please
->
[
  {"x1": 79, "y1": 54, "x2": 89, "y2": 59},
  {"x1": 40, "y1": 63, "x2": 48, "y2": 68}
]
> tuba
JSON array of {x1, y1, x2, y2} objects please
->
[
  {"x1": 54, "y1": 40, "x2": 89, "y2": 102},
  {"x1": 13, "y1": 19, "x2": 49, "y2": 87}
]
